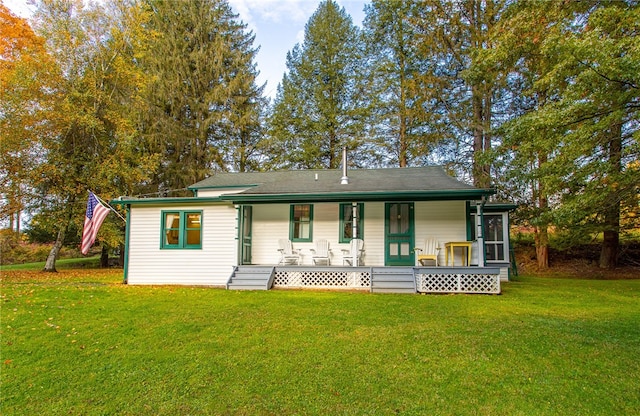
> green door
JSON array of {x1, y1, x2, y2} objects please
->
[
  {"x1": 239, "y1": 206, "x2": 252, "y2": 265},
  {"x1": 385, "y1": 203, "x2": 415, "y2": 266}
]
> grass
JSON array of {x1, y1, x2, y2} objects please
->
[
  {"x1": 1, "y1": 270, "x2": 639, "y2": 415},
  {"x1": 1, "y1": 256, "x2": 101, "y2": 271}
]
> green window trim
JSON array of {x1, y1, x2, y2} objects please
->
[
  {"x1": 161, "y1": 210, "x2": 203, "y2": 249},
  {"x1": 339, "y1": 203, "x2": 364, "y2": 243},
  {"x1": 290, "y1": 204, "x2": 313, "y2": 242}
]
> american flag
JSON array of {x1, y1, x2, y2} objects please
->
[{"x1": 80, "y1": 192, "x2": 110, "y2": 255}]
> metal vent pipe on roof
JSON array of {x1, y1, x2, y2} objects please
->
[{"x1": 341, "y1": 146, "x2": 349, "y2": 185}]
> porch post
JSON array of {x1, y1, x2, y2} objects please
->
[
  {"x1": 476, "y1": 201, "x2": 486, "y2": 267},
  {"x1": 352, "y1": 202, "x2": 358, "y2": 266}
]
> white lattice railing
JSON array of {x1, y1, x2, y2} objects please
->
[
  {"x1": 273, "y1": 269, "x2": 371, "y2": 289},
  {"x1": 270, "y1": 267, "x2": 500, "y2": 294},
  {"x1": 415, "y1": 272, "x2": 500, "y2": 294}
]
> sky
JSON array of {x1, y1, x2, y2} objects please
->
[
  {"x1": 4, "y1": 0, "x2": 368, "y2": 100},
  {"x1": 227, "y1": 0, "x2": 367, "y2": 98}
]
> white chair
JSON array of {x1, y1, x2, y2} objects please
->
[
  {"x1": 310, "y1": 239, "x2": 331, "y2": 265},
  {"x1": 415, "y1": 237, "x2": 440, "y2": 266},
  {"x1": 342, "y1": 238, "x2": 365, "y2": 266},
  {"x1": 277, "y1": 239, "x2": 301, "y2": 265}
]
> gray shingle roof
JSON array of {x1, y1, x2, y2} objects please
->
[{"x1": 190, "y1": 166, "x2": 493, "y2": 202}]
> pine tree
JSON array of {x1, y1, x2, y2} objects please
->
[
  {"x1": 538, "y1": 2, "x2": 639, "y2": 269},
  {"x1": 140, "y1": 0, "x2": 264, "y2": 191},
  {"x1": 488, "y1": 0, "x2": 571, "y2": 269},
  {"x1": 496, "y1": 1, "x2": 640, "y2": 269},
  {"x1": 362, "y1": 0, "x2": 436, "y2": 167},
  {"x1": 267, "y1": 0, "x2": 365, "y2": 169},
  {"x1": 411, "y1": 0, "x2": 508, "y2": 186}
]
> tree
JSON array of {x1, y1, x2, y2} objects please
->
[
  {"x1": 139, "y1": 0, "x2": 264, "y2": 190},
  {"x1": 267, "y1": 0, "x2": 365, "y2": 169},
  {"x1": 496, "y1": 1, "x2": 640, "y2": 269},
  {"x1": 488, "y1": 0, "x2": 573, "y2": 269},
  {"x1": 0, "y1": 4, "x2": 54, "y2": 233},
  {"x1": 545, "y1": 2, "x2": 639, "y2": 269},
  {"x1": 411, "y1": 0, "x2": 508, "y2": 187},
  {"x1": 362, "y1": 0, "x2": 436, "y2": 167},
  {"x1": 32, "y1": 0, "x2": 153, "y2": 271},
  {"x1": 209, "y1": 13, "x2": 267, "y2": 173}
]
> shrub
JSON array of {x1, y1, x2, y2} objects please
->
[{"x1": 0, "y1": 231, "x2": 84, "y2": 265}]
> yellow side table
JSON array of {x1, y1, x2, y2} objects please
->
[{"x1": 444, "y1": 241, "x2": 472, "y2": 266}]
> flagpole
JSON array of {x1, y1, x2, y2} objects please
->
[{"x1": 91, "y1": 191, "x2": 127, "y2": 222}]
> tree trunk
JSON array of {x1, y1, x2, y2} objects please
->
[
  {"x1": 43, "y1": 197, "x2": 76, "y2": 272},
  {"x1": 398, "y1": 53, "x2": 408, "y2": 168},
  {"x1": 43, "y1": 227, "x2": 66, "y2": 272},
  {"x1": 469, "y1": 1, "x2": 494, "y2": 190},
  {"x1": 119, "y1": 243, "x2": 125, "y2": 267},
  {"x1": 534, "y1": 226, "x2": 549, "y2": 269},
  {"x1": 472, "y1": 85, "x2": 485, "y2": 187},
  {"x1": 100, "y1": 246, "x2": 109, "y2": 268},
  {"x1": 535, "y1": 151, "x2": 549, "y2": 269},
  {"x1": 399, "y1": 112, "x2": 407, "y2": 167},
  {"x1": 471, "y1": 85, "x2": 492, "y2": 189},
  {"x1": 599, "y1": 230, "x2": 619, "y2": 269},
  {"x1": 599, "y1": 117, "x2": 622, "y2": 269}
]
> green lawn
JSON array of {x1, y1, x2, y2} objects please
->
[
  {"x1": 1, "y1": 256, "x2": 101, "y2": 271},
  {"x1": 1, "y1": 270, "x2": 639, "y2": 415}
]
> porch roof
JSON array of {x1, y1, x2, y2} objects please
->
[{"x1": 190, "y1": 166, "x2": 494, "y2": 203}]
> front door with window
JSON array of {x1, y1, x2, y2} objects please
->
[{"x1": 385, "y1": 203, "x2": 415, "y2": 266}]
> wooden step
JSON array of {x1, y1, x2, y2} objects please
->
[
  {"x1": 227, "y1": 266, "x2": 274, "y2": 290},
  {"x1": 371, "y1": 267, "x2": 416, "y2": 294}
]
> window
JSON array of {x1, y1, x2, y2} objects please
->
[
  {"x1": 290, "y1": 204, "x2": 313, "y2": 242},
  {"x1": 161, "y1": 211, "x2": 202, "y2": 249},
  {"x1": 483, "y1": 214, "x2": 505, "y2": 261},
  {"x1": 470, "y1": 213, "x2": 506, "y2": 262},
  {"x1": 339, "y1": 203, "x2": 364, "y2": 243}
]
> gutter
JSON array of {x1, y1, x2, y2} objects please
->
[
  {"x1": 110, "y1": 196, "x2": 227, "y2": 206},
  {"x1": 111, "y1": 188, "x2": 496, "y2": 206}
]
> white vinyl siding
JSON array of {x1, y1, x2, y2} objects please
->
[
  {"x1": 125, "y1": 199, "x2": 479, "y2": 285},
  {"x1": 250, "y1": 203, "x2": 386, "y2": 266},
  {"x1": 414, "y1": 201, "x2": 468, "y2": 267},
  {"x1": 249, "y1": 202, "x2": 467, "y2": 267},
  {"x1": 196, "y1": 187, "x2": 252, "y2": 197},
  {"x1": 127, "y1": 204, "x2": 238, "y2": 286}
]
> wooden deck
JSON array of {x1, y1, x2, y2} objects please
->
[{"x1": 227, "y1": 266, "x2": 501, "y2": 294}]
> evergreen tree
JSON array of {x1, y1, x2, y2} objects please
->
[
  {"x1": 266, "y1": 0, "x2": 365, "y2": 169},
  {"x1": 140, "y1": 0, "x2": 264, "y2": 191},
  {"x1": 411, "y1": 0, "x2": 508, "y2": 186},
  {"x1": 496, "y1": 1, "x2": 640, "y2": 269},
  {"x1": 362, "y1": 0, "x2": 435, "y2": 167},
  {"x1": 487, "y1": 0, "x2": 571, "y2": 269}
]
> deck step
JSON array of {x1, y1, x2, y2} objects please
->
[
  {"x1": 227, "y1": 266, "x2": 275, "y2": 290},
  {"x1": 370, "y1": 267, "x2": 416, "y2": 294}
]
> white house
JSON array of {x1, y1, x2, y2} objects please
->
[{"x1": 113, "y1": 166, "x2": 515, "y2": 294}]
